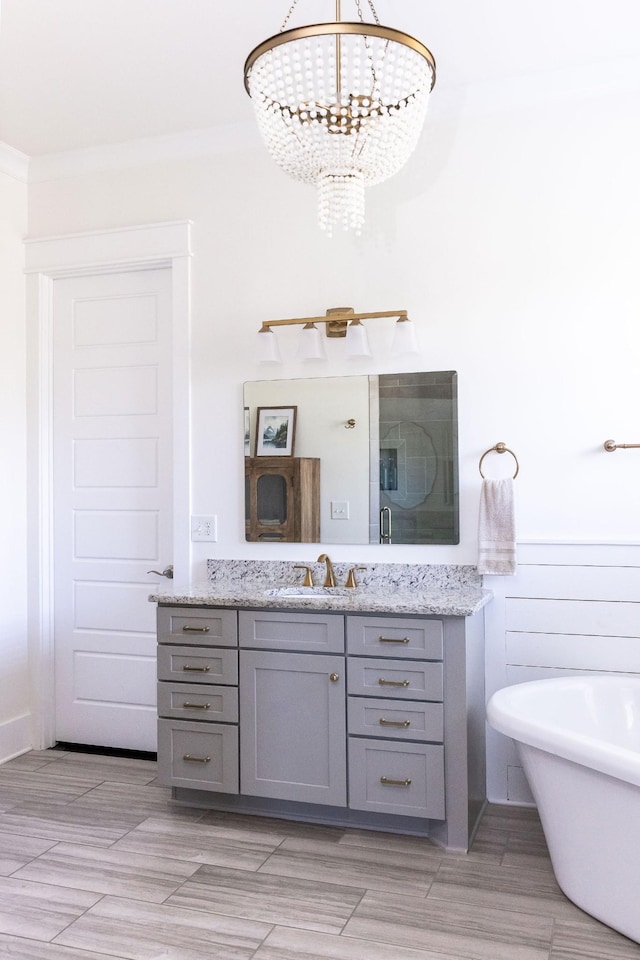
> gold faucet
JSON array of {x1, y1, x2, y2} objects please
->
[
  {"x1": 317, "y1": 553, "x2": 335, "y2": 587},
  {"x1": 345, "y1": 565, "x2": 366, "y2": 588},
  {"x1": 293, "y1": 564, "x2": 314, "y2": 587}
]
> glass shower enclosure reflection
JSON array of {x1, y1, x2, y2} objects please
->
[{"x1": 371, "y1": 372, "x2": 458, "y2": 544}]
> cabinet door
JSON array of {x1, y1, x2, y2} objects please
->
[{"x1": 240, "y1": 650, "x2": 346, "y2": 806}]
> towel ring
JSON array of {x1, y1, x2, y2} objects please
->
[{"x1": 479, "y1": 442, "x2": 519, "y2": 479}]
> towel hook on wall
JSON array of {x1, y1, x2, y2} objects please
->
[{"x1": 479, "y1": 442, "x2": 519, "y2": 479}]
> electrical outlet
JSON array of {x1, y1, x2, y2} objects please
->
[
  {"x1": 330, "y1": 500, "x2": 349, "y2": 520},
  {"x1": 191, "y1": 515, "x2": 218, "y2": 542}
]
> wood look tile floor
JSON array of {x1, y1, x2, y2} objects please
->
[{"x1": 0, "y1": 749, "x2": 638, "y2": 959}]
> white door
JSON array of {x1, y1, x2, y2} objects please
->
[{"x1": 52, "y1": 268, "x2": 173, "y2": 751}]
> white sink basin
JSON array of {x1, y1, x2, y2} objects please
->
[{"x1": 264, "y1": 586, "x2": 352, "y2": 599}]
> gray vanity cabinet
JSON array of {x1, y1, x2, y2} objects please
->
[
  {"x1": 238, "y1": 610, "x2": 346, "y2": 806},
  {"x1": 155, "y1": 602, "x2": 486, "y2": 851}
]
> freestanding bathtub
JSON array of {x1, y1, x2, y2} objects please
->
[{"x1": 487, "y1": 675, "x2": 640, "y2": 943}]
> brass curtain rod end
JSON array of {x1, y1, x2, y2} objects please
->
[{"x1": 604, "y1": 440, "x2": 640, "y2": 451}]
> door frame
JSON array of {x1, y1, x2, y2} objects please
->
[{"x1": 26, "y1": 221, "x2": 192, "y2": 750}]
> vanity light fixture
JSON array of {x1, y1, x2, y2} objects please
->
[
  {"x1": 244, "y1": 0, "x2": 436, "y2": 237},
  {"x1": 297, "y1": 322, "x2": 327, "y2": 361},
  {"x1": 257, "y1": 326, "x2": 283, "y2": 364},
  {"x1": 344, "y1": 318, "x2": 371, "y2": 358},
  {"x1": 390, "y1": 315, "x2": 419, "y2": 356},
  {"x1": 257, "y1": 306, "x2": 417, "y2": 363}
]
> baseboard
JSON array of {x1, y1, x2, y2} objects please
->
[{"x1": 0, "y1": 714, "x2": 32, "y2": 764}]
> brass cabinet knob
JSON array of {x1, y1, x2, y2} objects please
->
[{"x1": 329, "y1": 673, "x2": 340, "y2": 682}]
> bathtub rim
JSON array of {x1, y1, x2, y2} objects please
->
[{"x1": 487, "y1": 675, "x2": 640, "y2": 788}]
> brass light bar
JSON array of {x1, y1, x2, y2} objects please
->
[{"x1": 259, "y1": 307, "x2": 409, "y2": 339}]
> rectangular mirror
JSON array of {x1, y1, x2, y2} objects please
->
[{"x1": 244, "y1": 371, "x2": 458, "y2": 545}]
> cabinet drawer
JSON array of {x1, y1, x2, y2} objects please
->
[
  {"x1": 157, "y1": 607, "x2": 237, "y2": 646},
  {"x1": 348, "y1": 738, "x2": 445, "y2": 819},
  {"x1": 348, "y1": 697, "x2": 443, "y2": 742},
  {"x1": 157, "y1": 682, "x2": 238, "y2": 723},
  {"x1": 239, "y1": 610, "x2": 344, "y2": 653},
  {"x1": 347, "y1": 658, "x2": 443, "y2": 701},
  {"x1": 347, "y1": 616, "x2": 443, "y2": 659},
  {"x1": 157, "y1": 719, "x2": 238, "y2": 793},
  {"x1": 157, "y1": 645, "x2": 238, "y2": 685}
]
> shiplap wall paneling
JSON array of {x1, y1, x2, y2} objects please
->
[{"x1": 484, "y1": 543, "x2": 640, "y2": 805}]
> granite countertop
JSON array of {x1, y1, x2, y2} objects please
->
[{"x1": 149, "y1": 560, "x2": 491, "y2": 618}]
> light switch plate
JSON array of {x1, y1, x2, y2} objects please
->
[
  {"x1": 191, "y1": 515, "x2": 218, "y2": 541},
  {"x1": 330, "y1": 500, "x2": 349, "y2": 520}
]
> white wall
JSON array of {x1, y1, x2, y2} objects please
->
[
  {"x1": 0, "y1": 166, "x2": 29, "y2": 759},
  {"x1": 27, "y1": 63, "x2": 640, "y2": 571},
  {"x1": 23, "y1": 58, "x2": 640, "y2": 790}
]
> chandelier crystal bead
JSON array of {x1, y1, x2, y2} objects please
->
[{"x1": 244, "y1": 2, "x2": 435, "y2": 236}]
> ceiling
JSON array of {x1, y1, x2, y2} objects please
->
[{"x1": 1, "y1": 0, "x2": 639, "y2": 158}]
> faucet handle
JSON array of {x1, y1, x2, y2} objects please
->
[
  {"x1": 345, "y1": 566, "x2": 366, "y2": 588},
  {"x1": 293, "y1": 564, "x2": 314, "y2": 587}
]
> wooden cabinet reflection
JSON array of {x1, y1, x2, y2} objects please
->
[{"x1": 245, "y1": 457, "x2": 320, "y2": 542}]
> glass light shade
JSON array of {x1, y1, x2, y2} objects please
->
[
  {"x1": 257, "y1": 328, "x2": 282, "y2": 363},
  {"x1": 390, "y1": 318, "x2": 419, "y2": 356},
  {"x1": 345, "y1": 320, "x2": 371, "y2": 359},
  {"x1": 296, "y1": 322, "x2": 327, "y2": 361},
  {"x1": 245, "y1": 19, "x2": 435, "y2": 236}
]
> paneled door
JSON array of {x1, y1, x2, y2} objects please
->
[{"x1": 52, "y1": 268, "x2": 173, "y2": 751}]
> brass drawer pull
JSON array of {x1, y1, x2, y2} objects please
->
[
  {"x1": 181, "y1": 625, "x2": 210, "y2": 633},
  {"x1": 378, "y1": 678, "x2": 410, "y2": 687},
  {"x1": 181, "y1": 664, "x2": 210, "y2": 672},
  {"x1": 380, "y1": 776, "x2": 412, "y2": 787},
  {"x1": 182, "y1": 702, "x2": 210, "y2": 710},
  {"x1": 379, "y1": 718, "x2": 411, "y2": 728},
  {"x1": 183, "y1": 754, "x2": 210, "y2": 763},
  {"x1": 378, "y1": 636, "x2": 410, "y2": 644}
]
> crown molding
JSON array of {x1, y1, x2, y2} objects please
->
[
  {"x1": 28, "y1": 121, "x2": 262, "y2": 183},
  {"x1": 0, "y1": 141, "x2": 29, "y2": 182}
]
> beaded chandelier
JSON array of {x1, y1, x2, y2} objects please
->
[{"x1": 244, "y1": 0, "x2": 436, "y2": 236}]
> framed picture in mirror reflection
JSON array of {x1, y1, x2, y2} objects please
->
[{"x1": 255, "y1": 406, "x2": 297, "y2": 456}]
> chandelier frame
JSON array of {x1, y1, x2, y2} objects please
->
[{"x1": 244, "y1": 23, "x2": 436, "y2": 95}]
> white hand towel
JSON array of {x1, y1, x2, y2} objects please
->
[{"x1": 477, "y1": 477, "x2": 517, "y2": 575}]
